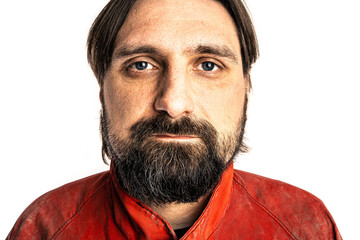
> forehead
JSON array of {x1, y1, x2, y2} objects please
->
[{"x1": 115, "y1": 0, "x2": 240, "y2": 56}]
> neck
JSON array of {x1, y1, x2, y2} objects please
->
[{"x1": 149, "y1": 194, "x2": 211, "y2": 230}]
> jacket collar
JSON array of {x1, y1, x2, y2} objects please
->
[{"x1": 109, "y1": 162, "x2": 234, "y2": 239}]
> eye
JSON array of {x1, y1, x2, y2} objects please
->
[
  {"x1": 195, "y1": 61, "x2": 220, "y2": 72},
  {"x1": 201, "y1": 62, "x2": 218, "y2": 71},
  {"x1": 133, "y1": 61, "x2": 153, "y2": 71},
  {"x1": 129, "y1": 61, "x2": 155, "y2": 71}
]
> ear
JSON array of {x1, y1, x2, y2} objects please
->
[
  {"x1": 99, "y1": 89, "x2": 104, "y2": 105},
  {"x1": 244, "y1": 68, "x2": 252, "y2": 93}
]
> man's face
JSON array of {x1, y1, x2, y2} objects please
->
[{"x1": 102, "y1": 0, "x2": 248, "y2": 204}]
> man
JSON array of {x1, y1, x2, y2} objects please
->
[{"x1": 7, "y1": 0, "x2": 342, "y2": 239}]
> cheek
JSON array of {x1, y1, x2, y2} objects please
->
[
  {"x1": 196, "y1": 80, "x2": 246, "y2": 134},
  {"x1": 103, "y1": 79, "x2": 155, "y2": 138}
]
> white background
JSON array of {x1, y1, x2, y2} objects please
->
[{"x1": 1, "y1": 0, "x2": 359, "y2": 238}]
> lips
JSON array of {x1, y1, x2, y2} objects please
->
[{"x1": 152, "y1": 134, "x2": 199, "y2": 140}]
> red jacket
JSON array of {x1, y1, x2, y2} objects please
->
[{"x1": 7, "y1": 164, "x2": 342, "y2": 239}]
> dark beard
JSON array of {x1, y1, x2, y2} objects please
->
[{"x1": 101, "y1": 99, "x2": 247, "y2": 205}]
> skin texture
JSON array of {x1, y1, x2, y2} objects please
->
[{"x1": 102, "y1": 0, "x2": 249, "y2": 229}]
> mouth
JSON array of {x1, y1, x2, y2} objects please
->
[{"x1": 152, "y1": 133, "x2": 200, "y2": 142}]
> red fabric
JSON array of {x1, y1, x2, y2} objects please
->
[{"x1": 7, "y1": 164, "x2": 342, "y2": 239}]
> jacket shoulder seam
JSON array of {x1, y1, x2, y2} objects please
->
[
  {"x1": 233, "y1": 176, "x2": 298, "y2": 240},
  {"x1": 49, "y1": 182, "x2": 107, "y2": 240}
]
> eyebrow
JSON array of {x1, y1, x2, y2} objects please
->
[
  {"x1": 184, "y1": 44, "x2": 238, "y2": 63},
  {"x1": 113, "y1": 45, "x2": 164, "y2": 60},
  {"x1": 113, "y1": 44, "x2": 238, "y2": 63}
]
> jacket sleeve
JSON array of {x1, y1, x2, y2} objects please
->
[
  {"x1": 7, "y1": 206, "x2": 50, "y2": 240},
  {"x1": 6, "y1": 190, "x2": 70, "y2": 240}
]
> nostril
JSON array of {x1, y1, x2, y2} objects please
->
[
  {"x1": 154, "y1": 91, "x2": 194, "y2": 119},
  {"x1": 154, "y1": 70, "x2": 194, "y2": 118}
]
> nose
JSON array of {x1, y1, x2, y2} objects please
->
[{"x1": 154, "y1": 68, "x2": 195, "y2": 118}]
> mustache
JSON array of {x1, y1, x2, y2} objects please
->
[{"x1": 129, "y1": 114, "x2": 218, "y2": 141}]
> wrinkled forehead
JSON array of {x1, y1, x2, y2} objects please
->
[{"x1": 114, "y1": 0, "x2": 241, "y2": 58}]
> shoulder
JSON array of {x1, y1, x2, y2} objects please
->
[
  {"x1": 231, "y1": 169, "x2": 342, "y2": 239},
  {"x1": 233, "y1": 169, "x2": 321, "y2": 205},
  {"x1": 7, "y1": 171, "x2": 110, "y2": 240}
]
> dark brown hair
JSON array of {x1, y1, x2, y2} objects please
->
[{"x1": 87, "y1": 0, "x2": 259, "y2": 85}]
